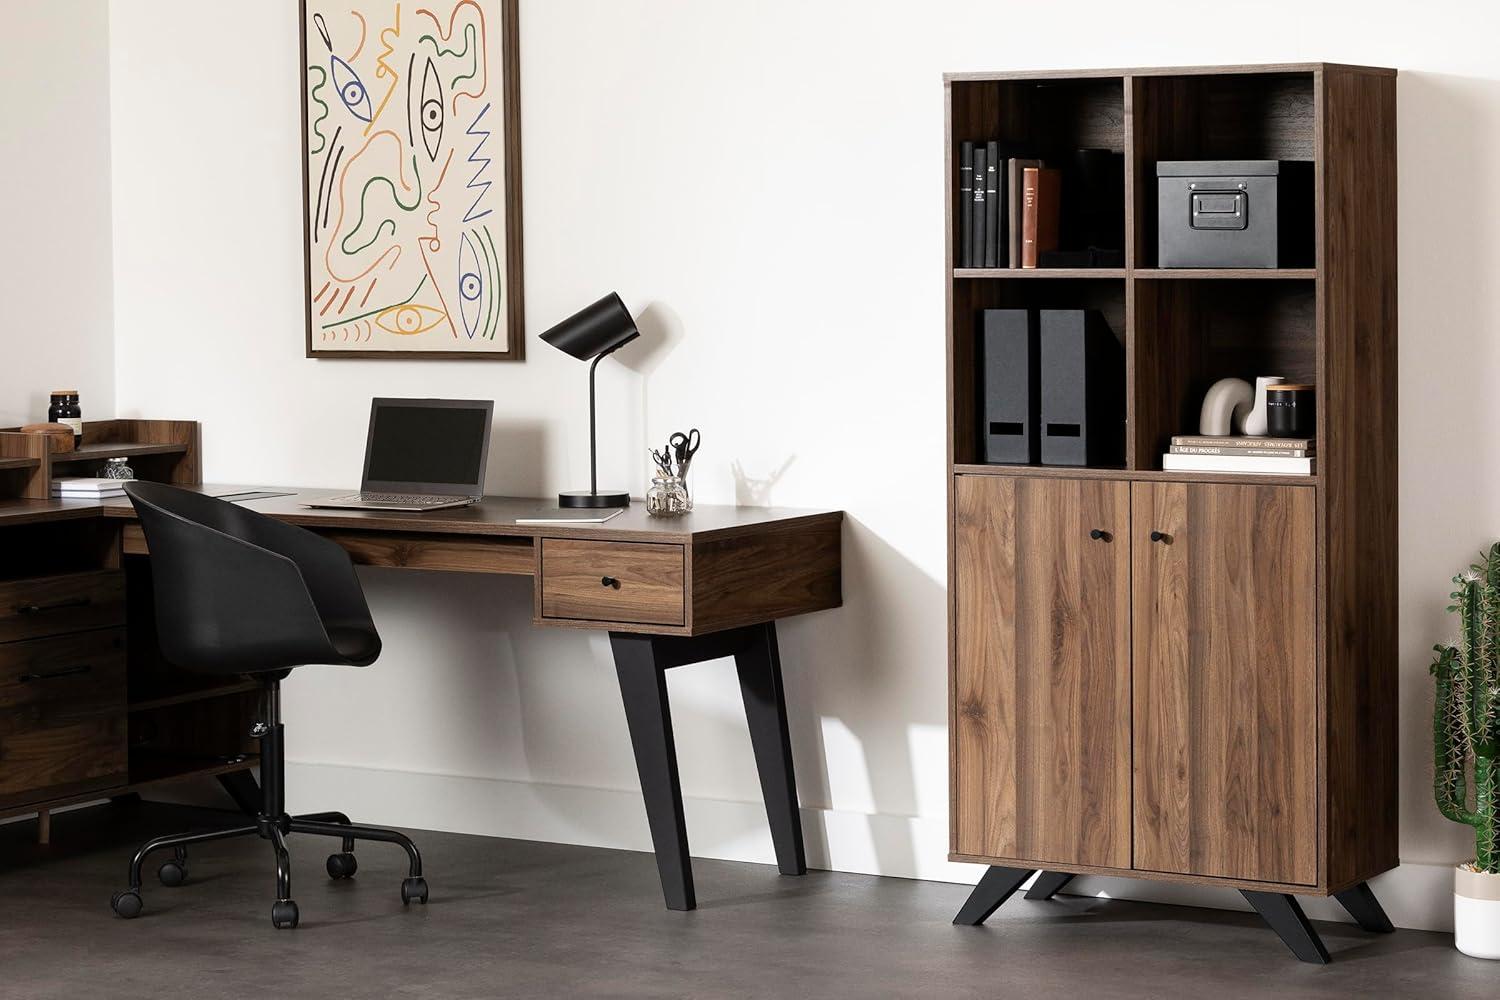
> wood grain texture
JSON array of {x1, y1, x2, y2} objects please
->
[
  {"x1": 1319, "y1": 66, "x2": 1399, "y2": 888},
  {"x1": 689, "y1": 518, "x2": 842, "y2": 635},
  {"x1": 0, "y1": 628, "x2": 126, "y2": 727},
  {"x1": 1132, "y1": 482, "x2": 1317, "y2": 886},
  {"x1": 952, "y1": 476, "x2": 1131, "y2": 867},
  {"x1": 540, "y1": 539, "x2": 686, "y2": 626},
  {"x1": 0, "y1": 571, "x2": 125, "y2": 644},
  {"x1": 0, "y1": 715, "x2": 127, "y2": 810},
  {"x1": 290, "y1": 530, "x2": 532, "y2": 576}
]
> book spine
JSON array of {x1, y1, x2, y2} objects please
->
[
  {"x1": 1170, "y1": 446, "x2": 1313, "y2": 457},
  {"x1": 1033, "y1": 167, "x2": 1060, "y2": 263},
  {"x1": 984, "y1": 142, "x2": 1000, "y2": 268},
  {"x1": 971, "y1": 145, "x2": 987, "y2": 269},
  {"x1": 959, "y1": 143, "x2": 973, "y2": 267},
  {"x1": 1170, "y1": 436, "x2": 1314, "y2": 450},
  {"x1": 1021, "y1": 167, "x2": 1039, "y2": 268}
]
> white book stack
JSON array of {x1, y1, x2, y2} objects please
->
[{"x1": 51, "y1": 477, "x2": 129, "y2": 499}]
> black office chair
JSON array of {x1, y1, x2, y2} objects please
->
[{"x1": 110, "y1": 481, "x2": 427, "y2": 928}]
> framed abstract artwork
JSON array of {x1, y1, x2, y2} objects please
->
[{"x1": 300, "y1": 0, "x2": 523, "y2": 359}]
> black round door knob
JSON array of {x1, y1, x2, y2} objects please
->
[
  {"x1": 1089, "y1": 529, "x2": 1111, "y2": 542},
  {"x1": 601, "y1": 576, "x2": 621, "y2": 589},
  {"x1": 1150, "y1": 530, "x2": 1170, "y2": 543}
]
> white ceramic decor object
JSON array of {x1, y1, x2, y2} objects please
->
[
  {"x1": 1456, "y1": 865, "x2": 1500, "y2": 960},
  {"x1": 1198, "y1": 377, "x2": 1254, "y2": 436},
  {"x1": 1241, "y1": 375, "x2": 1286, "y2": 436}
]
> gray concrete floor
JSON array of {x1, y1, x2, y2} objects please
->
[{"x1": 0, "y1": 801, "x2": 1490, "y2": 999}]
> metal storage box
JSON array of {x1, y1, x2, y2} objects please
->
[{"x1": 1156, "y1": 160, "x2": 1313, "y2": 268}]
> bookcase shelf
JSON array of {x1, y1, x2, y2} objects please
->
[
  {"x1": 953, "y1": 268, "x2": 1126, "y2": 279},
  {"x1": 1133, "y1": 268, "x2": 1317, "y2": 280}
]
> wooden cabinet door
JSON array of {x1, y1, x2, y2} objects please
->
[
  {"x1": 1131, "y1": 482, "x2": 1317, "y2": 885},
  {"x1": 953, "y1": 476, "x2": 1131, "y2": 868}
]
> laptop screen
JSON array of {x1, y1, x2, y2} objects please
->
[{"x1": 362, "y1": 398, "x2": 494, "y2": 494}]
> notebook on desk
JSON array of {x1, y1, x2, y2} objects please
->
[{"x1": 304, "y1": 398, "x2": 494, "y2": 512}]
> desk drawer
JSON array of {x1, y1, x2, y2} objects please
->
[
  {"x1": 0, "y1": 571, "x2": 126, "y2": 643},
  {"x1": 0, "y1": 629, "x2": 128, "y2": 809},
  {"x1": 541, "y1": 539, "x2": 685, "y2": 626}
]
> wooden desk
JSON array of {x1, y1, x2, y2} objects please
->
[{"x1": 1, "y1": 483, "x2": 843, "y2": 911}]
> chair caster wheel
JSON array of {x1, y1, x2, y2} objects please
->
[
  {"x1": 271, "y1": 899, "x2": 300, "y2": 929},
  {"x1": 326, "y1": 852, "x2": 358, "y2": 879},
  {"x1": 158, "y1": 860, "x2": 187, "y2": 887},
  {"x1": 401, "y1": 876, "x2": 429, "y2": 905},
  {"x1": 111, "y1": 889, "x2": 143, "y2": 919}
]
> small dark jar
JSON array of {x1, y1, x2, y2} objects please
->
[{"x1": 1266, "y1": 384, "x2": 1315, "y2": 438}]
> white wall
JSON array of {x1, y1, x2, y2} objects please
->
[
  {"x1": 102, "y1": 0, "x2": 1500, "y2": 932},
  {"x1": 0, "y1": 1, "x2": 115, "y2": 426}
]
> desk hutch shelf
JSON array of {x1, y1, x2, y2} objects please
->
[{"x1": 945, "y1": 63, "x2": 1397, "y2": 963}]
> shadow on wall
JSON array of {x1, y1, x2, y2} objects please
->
[
  {"x1": 486, "y1": 419, "x2": 549, "y2": 497},
  {"x1": 618, "y1": 301, "x2": 686, "y2": 496},
  {"x1": 733, "y1": 456, "x2": 796, "y2": 506},
  {"x1": 1396, "y1": 71, "x2": 1500, "y2": 867}
]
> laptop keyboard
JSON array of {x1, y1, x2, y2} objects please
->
[{"x1": 353, "y1": 493, "x2": 463, "y2": 505}]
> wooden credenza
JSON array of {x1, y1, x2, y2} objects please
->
[{"x1": 944, "y1": 63, "x2": 1397, "y2": 963}]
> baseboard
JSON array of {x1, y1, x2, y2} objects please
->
[{"x1": 206, "y1": 761, "x2": 1455, "y2": 934}]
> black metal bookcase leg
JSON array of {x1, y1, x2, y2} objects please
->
[
  {"x1": 1241, "y1": 891, "x2": 1331, "y2": 964},
  {"x1": 217, "y1": 769, "x2": 261, "y2": 817},
  {"x1": 1024, "y1": 871, "x2": 1076, "y2": 901},
  {"x1": 953, "y1": 866, "x2": 1035, "y2": 925},
  {"x1": 611, "y1": 633, "x2": 695, "y2": 912},
  {"x1": 734, "y1": 622, "x2": 807, "y2": 877},
  {"x1": 1334, "y1": 881, "x2": 1395, "y2": 933}
]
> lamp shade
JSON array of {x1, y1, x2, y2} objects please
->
[{"x1": 539, "y1": 292, "x2": 639, "y2": 360}]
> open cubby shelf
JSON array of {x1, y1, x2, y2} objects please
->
[{"x1": 946, "y1": 64, "x2": 1348, "y2": 478}]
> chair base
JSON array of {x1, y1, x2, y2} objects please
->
[
  {"x1": 111, "y1": 679, "x2": 426, "y2": 928},
  {"x1": 110, "y1": 807, "x2": 427, "y2": 928}
]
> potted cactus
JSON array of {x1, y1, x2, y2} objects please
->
[{"x1": 1432, "y1": 543, "x2": 1500, "y2": 959}]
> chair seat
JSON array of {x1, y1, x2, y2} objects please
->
[{"x1": 327, "y1": 625, "x2": 381, "y2": 666}]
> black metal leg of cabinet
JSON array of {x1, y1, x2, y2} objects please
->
[
  {"x1": 1334, "y1": 881, "x2": 1395, "y2": 934},
  {"x1": 1024, "y1": 870, "x2": 1076, "y2": 901},
  {"x1": 953, "y1": 866, "x2": 1035, "y2": 926},
  {"x1": 1241, "y1": 891, "x2": 1331, "y2": 964}
]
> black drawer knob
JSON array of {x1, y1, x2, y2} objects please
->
[
  {"x1": 15, "y1": 597, "x2": 91, "y2": 615},
  {"x1": 1150, "y1": 530, "x2": 1170, "y2": 544},
  {"x1": 600, "y1": 576, "x2": 621, "y2": 589},
  {"x1": 1089, "y1": 529, "x2": 1110, "y2": 542}
]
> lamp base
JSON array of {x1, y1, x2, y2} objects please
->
[{"x1": 559, "y1": 489, "x2": 631, "y2": 509}]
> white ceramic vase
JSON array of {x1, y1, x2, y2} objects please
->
[
  {"x1": 1456, "y1": 865, "x2": 1500, "y2": 959},
  {"x1": 1241, "y1": 376, "x2": 1286, "y2": 436},
  {"x1": 1198, "y1": 378, "x2": 1254, "y2": 436}
]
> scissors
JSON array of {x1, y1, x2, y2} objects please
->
[
  {"x1": 649, "y1": 446, "x2": 675, "y2": 474},
  {"x1": 669, "y1": 429, "x2": 701, "y2": 466}
]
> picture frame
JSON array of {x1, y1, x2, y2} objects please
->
[{"x1": 299, "y1": 0, "x2": 524, "y2": 360}]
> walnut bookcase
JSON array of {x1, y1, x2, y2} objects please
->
[{"x1": 944, "y1": 64, "x2": 1397, "y2": 963}]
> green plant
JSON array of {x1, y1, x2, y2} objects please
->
[{"x1": 1432, "y1": 543, "x2": 1500, "y2": 874}]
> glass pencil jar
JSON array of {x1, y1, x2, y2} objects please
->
[
  {"x1": 645, "y1": 475, "x2": 691, "y2": 517},
  {"x1": 101, "y1": 457, "x2": 136, "y2": 480}
]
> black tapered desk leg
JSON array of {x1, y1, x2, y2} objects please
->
[
  {"x1": 1242, "y1": 891, "x2": 1331, "y2": 964},
  {"x1": 1334, "y1": 882, "x2": 1395, "y2": 933},
  {"x1": 1024, "y1": 870, "x2": 1076, "y2": 901},
  {"x1": 953, "y1": 866, "x2": 1035, "y2": 925},
  {"x1": 217, "y1": 769, "x2": 261, "y2": 817},
  {"x1": 612, "y1": 634, "x2": 695, "y2": 912},
  {"x1": 734, "y1": 622, "x2": 807, "y2": 877}
]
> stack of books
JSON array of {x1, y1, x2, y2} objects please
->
[
  {"x1": 51, "y1": 477, "x2": 130, "y2": 500},
  {"x1": 1162, "y1": 436, "x2": 1315, "y2": 476},
  {"x1": 957, "y1": 142, "x2": 1053, "y2": 268}
]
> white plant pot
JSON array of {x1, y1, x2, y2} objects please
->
[{"x1": 1455, "y1": 864, "x2": 1500, "y2": 959}]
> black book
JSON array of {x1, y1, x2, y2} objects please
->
[
  {"x1": 971, "y1": 145, "x2": 987, "y2": 270},
  {"x1": 959, "y1": 142, "x2": 974, "y2": 267},
  {"x1": 984, "y1": 141, "x2": 1000, "y2": 267}
]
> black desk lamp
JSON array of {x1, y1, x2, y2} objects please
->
[{"x1": 541, "y1": 292, "x2": 640, "y2": 508}]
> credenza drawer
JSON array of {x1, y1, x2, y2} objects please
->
[
  {"x1": 0, "y1": 571, "x2": 126, "y2": 643},
  {"x1": 0, "y1": 629, "x2": 128, "y2": 809},
  {"x1": 0, "y1": 628, "x2": 128, "y2": 726},
  {"x1": 540, "y1": 539, "x2": 685, "y2": 626}
]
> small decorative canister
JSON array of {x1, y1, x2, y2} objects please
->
[
  {"x1": 646, "y1": 475, "x2": 691, "y2": 517},
  {"x1": 1266, "y1": 384, "x2": 1315, "y2": 438},
  {"x1": 101, "y1": 457, "x2": 136, "y2": 480}
]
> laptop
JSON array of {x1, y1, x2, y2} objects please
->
[{"x1": 305, "y1": 398, "x2": 494, "y2": 512}]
